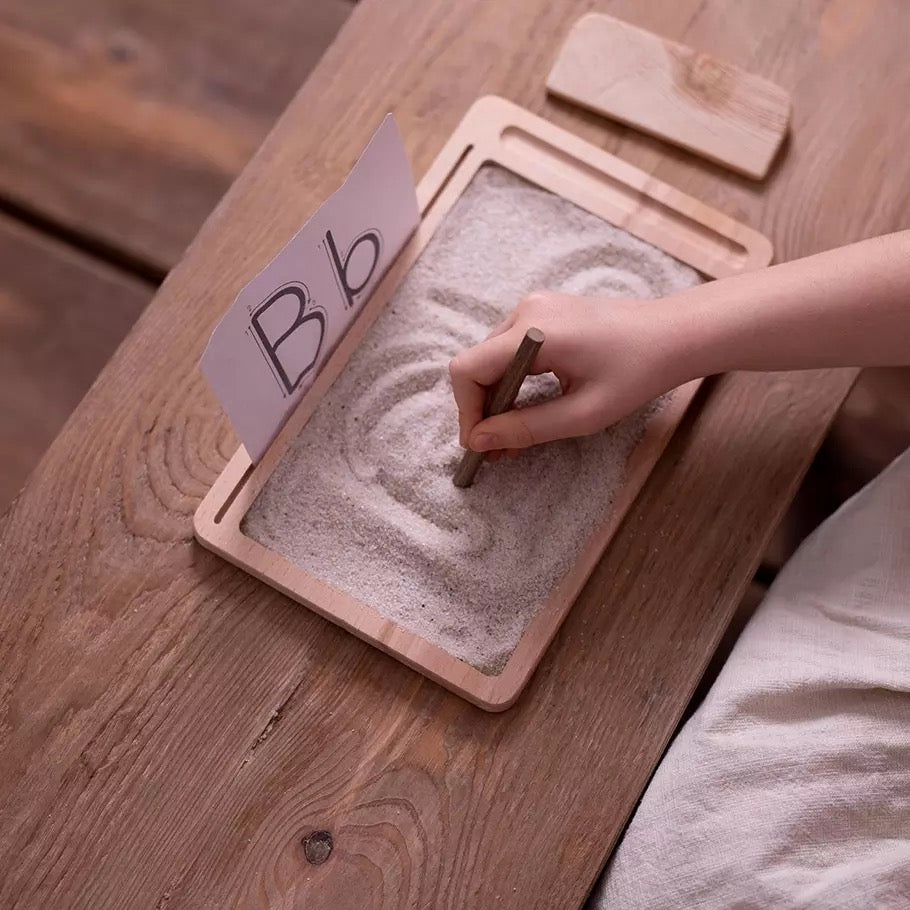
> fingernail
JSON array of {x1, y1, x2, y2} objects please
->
[{"x1": 471, "y1": 433, "x2": 497, "y2": 451}]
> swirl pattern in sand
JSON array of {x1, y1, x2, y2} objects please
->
[{"x1": 243, "y1": 165, "x2": 702, "y2": 674}]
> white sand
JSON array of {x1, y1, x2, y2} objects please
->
[{"x1": 243, "y1": 166, "x2": 702, "y2": 674}]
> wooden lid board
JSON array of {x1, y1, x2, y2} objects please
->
[{"x1": 547, "y1": 13, "x2": 792, "y2": 179}]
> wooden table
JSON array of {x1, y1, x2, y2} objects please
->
[
  {"x1": 3, "y1": 1, "x2": 910, "y2": 906},
  {"x1": 0, "y1": 0, "x2": 353, "y2": 512},
  {"x1": 0, "y1": 0, "x2": 353, "y2": 275}
]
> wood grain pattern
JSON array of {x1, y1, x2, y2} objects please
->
[
  {"x1": 195, "y1": 96, "x2": 773, "y2": 710},
  {"x1": 3, "y1": 0, "x2": 910, "y2": 907},
  {"x1": 547, "y1": 13, "x2": 792, "y2": 180},
  {"x1": 0, "y1": 214, "x2": 150, "y2": 512},
  {"x1": 0, "y1": 0, "x2": 354, "y2": 273}
]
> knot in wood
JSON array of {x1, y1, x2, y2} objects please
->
[{"x1": 302, "y1": 830, "x2": 333, "y2": 865}]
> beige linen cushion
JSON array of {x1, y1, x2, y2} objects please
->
[{"x1": 589, "y1": 448, "x2": 910, "y2": 909}]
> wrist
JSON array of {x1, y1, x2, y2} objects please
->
[{"x1": 650, "y1": 288, "x2": 724, "y2": 387}]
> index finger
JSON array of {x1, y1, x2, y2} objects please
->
[{"x1": 448, "y1": 328, "x2": 525, "y2": 447}]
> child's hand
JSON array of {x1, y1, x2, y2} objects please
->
[
  {"x1": 450, "y1": 231, "x2": 910, "y2": 456},
  {"x1": 449, "y1": 291, "x2": 684, "y2": 454}
]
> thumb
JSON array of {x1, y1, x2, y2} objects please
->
[{"x1": 467, "y1": 388, "x2": 602, "y2": 451}]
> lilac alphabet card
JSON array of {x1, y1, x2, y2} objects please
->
[{"x1": 201, "y1": 116, "x2": 419, "y2": 462}]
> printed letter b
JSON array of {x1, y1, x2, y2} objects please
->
[
  {"x1": 250, "y1": 284, "x2": 326, "y2": 395},
  {"x1": 326, "y1": 228, "x2": 381, "y2": 310}
]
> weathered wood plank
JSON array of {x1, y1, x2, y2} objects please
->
[
  {"x1": 2, "y1": 1, "x2": 910, "y2": 908},
  {"x1": 0, "y1": 0, "x2": 355, "y2": 273},
  {"x1": 0, "y1": 214, "x2": 150, "y2": 512}
]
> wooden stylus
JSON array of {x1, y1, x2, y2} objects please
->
[{"x1": 452, "y1": 327, "x2": 545, "y2": 488}]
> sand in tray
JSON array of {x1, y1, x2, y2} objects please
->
[{"x1": 243, "y1": 165, "x2": 702, "y2": 675}]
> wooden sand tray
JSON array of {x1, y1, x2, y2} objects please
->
[{"x1": 195, "y1": 95, "x2": 772, "y2": 710}]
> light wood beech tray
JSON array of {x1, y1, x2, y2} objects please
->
[{"x1": 194, "y1": 95, "x2": 772, "y2": 711}]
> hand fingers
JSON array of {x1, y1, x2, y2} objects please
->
[
  {"x1": 467, "y1": 387, "x2": 602, "y2": 451},
  {"x1": 449, "y1": 328, "x2": 532, "y2": 446},
  {"x1": 484, "y1": 310, "x2": 517, "y2": 341}
]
